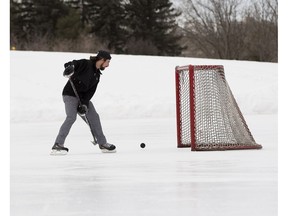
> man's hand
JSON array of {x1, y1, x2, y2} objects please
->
[
  {"x1": 77, "y1": 104, "x2": 88, "y2": 116},
  {"x1": 63, "y1": 64, "x2": 74, "y2": 78}
]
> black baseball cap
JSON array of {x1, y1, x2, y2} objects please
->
[{"x1": 96, "y1": 50, "x2": 111, "y2": 60}]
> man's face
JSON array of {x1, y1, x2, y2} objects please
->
[{"x1": 100, "y1": 59, "x2": 110, "y2": 71}]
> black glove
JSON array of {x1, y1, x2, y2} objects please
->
[
  {"x1": 63, "y1": 64, "x2": 74, "y2": 78},
  {"x1": 77, "y1": 104, "x2": 88, "y2": 116}
]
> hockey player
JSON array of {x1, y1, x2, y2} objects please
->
[{"x1": 51, "y1": 50, "x2": 116, "y2": 155}]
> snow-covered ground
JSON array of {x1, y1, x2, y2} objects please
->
[
  {"x1": 10, "y1": 51, "x2": 277, "y2": 216},
  {"x1": 10, "y1": 51, "x2": 277, "y2": 122}
]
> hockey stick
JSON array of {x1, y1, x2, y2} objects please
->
[{"x1": 68, "y1": 78, "x2": 98, "y2": 145}]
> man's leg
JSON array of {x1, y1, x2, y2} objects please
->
[
  {"x1": 85, "y1": 101, "x2": 107, "y2": 145},
  {"x1": 54, "y1": 96, "x2": 78, "y2": 145}
]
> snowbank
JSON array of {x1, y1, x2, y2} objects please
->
[{"x1": 10, "y1": 51, "x2": 277, "y2": 122}]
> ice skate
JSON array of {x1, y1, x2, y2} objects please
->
[
  {"x1": 50, "y1": 143, "x2": 69, "y2": 155},
  {"x1": 99, "y1": 143, "x2": 116, "y2": 153}
]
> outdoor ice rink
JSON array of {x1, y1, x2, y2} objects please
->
[
  {"x1": 11, "y1": 115, "x2": 277, "y2": 216},
  {"x1": 10, "y1": 51, "x2": 278, "y2": 215}
]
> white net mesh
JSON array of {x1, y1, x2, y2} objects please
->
[{"x1": 176, "y1": 65, "x2": 262, "y2": 151}]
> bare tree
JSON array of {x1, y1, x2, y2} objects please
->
[
  {"x1": 244, "y1": 0, "x2": 278, "y2": 61},
  {"x1": 178, "y1": 0, "x2": 277, "y2": 62},
  {"x1": 181, "y1": 0, "x2": 246, "y2": 59}
]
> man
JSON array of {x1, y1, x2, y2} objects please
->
[{"x1": 51, "y1": 50, "x2": 116, "y2": 155}]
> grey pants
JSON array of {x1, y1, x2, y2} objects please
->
[{"x1": 55, "y1": 96, "x2": 107, "y2": 145}]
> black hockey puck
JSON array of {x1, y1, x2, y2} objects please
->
[{"x1": 140, "y1": 143, "x2": 146, "y2": 148}]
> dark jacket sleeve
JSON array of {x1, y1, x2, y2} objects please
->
[
  {"x1": 65, "y1": 59, "x2": 90, "y2": 92},
  {"x1": 63, "y1": 59, "x2": 98, "y2": 106}
]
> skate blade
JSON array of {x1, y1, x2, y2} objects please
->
[
  {"x1": 50, "y1": 149, "x2": 68, "y2": 156},
  {"x1": 101, "y1": 149, "x2": 117, "y2": 153}
]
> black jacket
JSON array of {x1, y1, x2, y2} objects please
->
[{"x1": 62, "y1": 59, "x2": 101, "y2": 106}]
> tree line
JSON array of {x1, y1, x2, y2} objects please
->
[
  {"x1": 10, "y1": 0, "x2": 278, "y2": 62},
  {"x1": 180, "y1": 0, "x2": 278, "y2": 62}
]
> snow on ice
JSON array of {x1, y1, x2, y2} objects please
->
[{"x1": 10, "y1": 51, "x2": 278, "y2": 216}]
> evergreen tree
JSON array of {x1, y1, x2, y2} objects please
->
[
  {"x1": 87, "y1": 0, "x2": 128, "y2": 53},
  {"x1": 125, "y1": 0, "x2": 183, "y2": 56},
  {"x1": 63, "y1": 0, "x2": 127, "y2": 53},
  {"x1": 10, "y1": 0, "x2": 37, "y2": 47},
  {"x1": 55, "y1": 8, "x2": 82, "y2": 40},
  {"x1": 63, "y1": 0, "x2": 91, "y2": 28},
  {"x1": 32, "y1": 0, "x2": 69, "y2": 38},
  {"x1": 10, "y1": 0, "x2": 69, "y2": 49}
]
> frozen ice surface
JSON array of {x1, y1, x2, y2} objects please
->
[
  {"x1": 11, "y1": 115, "x2": 277, "y2": 216},
  {"x1": 10, "y1": 51, "x2": 278, "y2": 215}
]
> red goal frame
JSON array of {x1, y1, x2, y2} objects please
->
[{"x1": 175, "y1": 65, "x2": 262, "y2": 151}]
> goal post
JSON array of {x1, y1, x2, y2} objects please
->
[{"x1": 175, "y1": 65, "x2": 262, "y2": 151}]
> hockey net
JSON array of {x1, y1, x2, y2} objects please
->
[{"x1": 175, "y1": 65, "x2": 262, "y2": 151}]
